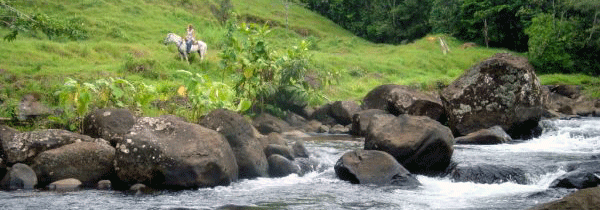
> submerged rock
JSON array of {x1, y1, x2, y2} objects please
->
[
  {"x1": 334, "y1": 150, "x2": 420, "y2": 187},
  {"x1": 550, "y1": 161, "x2": 600, "y2": 189},
  {"x1": 449, "y1": 164, "x2": 528, "y2": 184}
]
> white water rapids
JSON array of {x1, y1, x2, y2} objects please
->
[{"x1": 1, "y1": 118, "x2": 599, "y2": 210}]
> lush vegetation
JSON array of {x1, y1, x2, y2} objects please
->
[
  {"x1": 301, "y1": 0, "x2": 600, "y2": 75},
  {"x1": 0, "y1": 0, "x2": 598, "y2": 131}
]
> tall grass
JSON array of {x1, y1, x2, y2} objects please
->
[{"x1": 0, "y1": 0, "x2": 596, "y2": 120}]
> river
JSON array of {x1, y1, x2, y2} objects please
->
[{"x1": 1, "y1": 117, "x2": 599, "y2": 210}]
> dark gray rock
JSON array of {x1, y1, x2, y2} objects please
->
[
  {"x1": 455, "y1": 126, "x2": 512, "y2": 145},
  {"x1": 334, "y1": 150, "x2": 420, "y2": 187},
  {"x1": 252, "y1": 113, "x2": 290, "y2": 135},
  {"x1": 115, "y1": 116, "x2": 239, "y2": 189},
  {"x1": 294, "y1": 157, "x2": 320, "y2": 175},
  {"x1": 292, "y1": 140, "x2": 309, "y2": 158},
  {"x1": 351, "y1": 109, "x2": 388, "y2": 136},
  {"x1": 83, "y1": 108, "x2": 136, "y2": 145},
  {"x1": 264, "y1": 144, "x2": 294, "y2": 160},
  {"x1": 285, "y1": 112, "x2": 308, "y2": 128},
  {"x1": 200, "y1": 109, "x2": 268, "y2": 179},
  {"x1": 362, "y1": 85, "x2": 446, "y2": 122},
  {"x1": 31, "y1": 141, "x2": 115, "y2": 188},
  {"x1": 310, "y1": 104, "x2": 337, "y2": 126},
  {"x1": 441, "y1": 53, "x2": 543, "y2": 139},
  {"x1": 330, "y1": 101, "x2": 361, "y2": 126},
  {"x1": 268, "y1": 154, "x2": 300, "y2": 177},
  {"x1": 0, "y1": 163, "x2": 37, "y2": 190},
  {"x1": 550, "y1": 161, "x2": 600, "y2": 189},
  {"x1": 364, "y1": 114, "x2": 454, "y2": 175},
  {"x1": 449, "y1": 164, "x2": 528, "y2": 184},
  {"x1": 2, "y1": 129, "x2": 100, "y2": 164},
  {"x1": 257, "y1": 133, "x2": 287, "y2": 150}
]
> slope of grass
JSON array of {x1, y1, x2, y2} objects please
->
[{"x1": 0, "y1": 0, "x2": 597, "y2": 123}]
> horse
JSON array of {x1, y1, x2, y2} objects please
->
[{"x1": 163, "y1": 33, "x2": 207, "y2": 63}]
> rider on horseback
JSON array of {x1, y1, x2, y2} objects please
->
[{"x1": 185, "y1": 24, "x2": 196, "y2": 53}]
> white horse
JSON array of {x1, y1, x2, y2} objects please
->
[{"x1": 164, "y1": 33, "x2": 207, "y2": 63}]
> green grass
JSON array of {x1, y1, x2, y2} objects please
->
[{"x1": 0, "y1": 0, "x2": 597, "y2": 122}]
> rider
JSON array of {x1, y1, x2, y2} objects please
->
[{"x1": 185, "y1": 24, "x2": 196, "y2": 53}]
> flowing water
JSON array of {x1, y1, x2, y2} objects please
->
[{"x1": 2, "y1": 118, "x2": 600, "y2": 210}]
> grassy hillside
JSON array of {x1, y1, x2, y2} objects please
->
[{"x1": 1, "y1": 0, "x2": 598, "y2": 124}]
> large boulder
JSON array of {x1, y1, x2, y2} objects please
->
[
  {"x1": 2, "y1": 129, "x2": 98, "y2": 164},
  {"x1": 362, "y1": 85, "x2": 446, "y2": 122},
  {"x1": 449, "y1": 164, "x2": 528, "y2": 184},
  {"x1": 454, "y1": 126, "x2": 512, "y2": 145},
  {"x1": 528, "y1": 186, "x2": 600, "y2": 210},
  {"x1": 114, "y1": 116, "x2": 239, "y2": 189},
  {"x1": 0, "y1": 163, "x2": 37, "y2": 190},
  {"x1": 31, "y1": 141, "x2": 115, "y2": 188},
  {"x1": 364, "y1": 114, "x2": 454, "y2": 175},
  {"x1": 350, "y1": 109, "x2": 388, "y2": 136},
  {"x1": 83, "y1": 108, "x2": 136, "y2": 145},
  {"x1": 200, "y1": 109, "x2": 269, "y2": 179},
  {"x1": 441, "y1": 53, "x2": 543, "y2": 139},
  {"x1": 252, "y1": 113, "x2": 290, "y2": 135},
  {"x1": 334, "y1": 150, "x2": 420, "y2": 187},
  {"x1": 330, "y1": 101, "x2": 361, "y2": 126}
]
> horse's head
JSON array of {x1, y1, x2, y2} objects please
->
[{"x1": 164, "y1": 33, "x2": 178, "y2": 45}]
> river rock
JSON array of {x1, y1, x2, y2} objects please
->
[
  {"x1": 48, "y1": 178, "x2": 82, "y2": 191},
  {"x1": 200, "y1": 109, "x2": 269, "y2": 179},
  {"x1": 0, "y1": 163, "x2": 37, "y2": 190},
  {"x1": 329, "y1": 124, "x2": 349, "y2": 134},
  {"x1": 264, "y1": 144, "x2": 294, "y2": 160},
  {"x1": 115, "y1": 116, "x2": 239, "y2": 189},
  {"x1": 31, "y1": 141, "x2": 115, "y2": 188},
  {"x1": 528, "y1": 186, "x2": 600, "y2": 210},
  {"x1": 334, "y1": 150, "x2": 420, "y2": 187},
  {"x1": 18, "y1": 93, "x2": 50, "y2": 120},
  {"x1": 362, "y1": 84, "x2": 446, "y2": 122},
  {"x1": 252, "y1": 113, "x2": 290, "y2": 135},
  {"x1": 550, "y1": 161, "x2": 600, "y2": 189},
  {"x1": 449, "y1": 164, "x2": 528, "y2": 184},
  {"x1": 2, "y1": 129, "x2": 99, "y2": 164},
  {"x1": 97, "y1": 180, "x2": 111, "y2": 190},
  {"x1": 83, "y1": 108, "x2": 136, "y2": 145},
  {"x1": 268, "y1": 154, "x2": 300, "y2": 177},
  {"x1": 292, "y1": 140, "x2": 309, "y2": 158},
  {"x1": 364, "y1": 114, "x2": 454, "y2": 175},
  {"x1": 455, "y1": 126, "x2": 512, "y2": 145},
  {"x1": 350, "y1": 109, "x2": 388, "y2": 136},
  {"x1": 441, "y1": 53, "x2": 543, "y2": 139},
  {"x1": 310, "y1": 104, "x2": 337, "y2": 126},
  {"x1": 258, "y1": 133, "x2": 287, "y2": 150},
  {"x1": 330, "y1": 101, "x2": 361, "y2": 126},
  {"x1": 295, "y1": 157, "x2": 320, "y2": 175},
  {"x1": 285, "y1": 112, "x2": 308, "y2": 129},
  {"x1": 128, "y1": 183, "x2": 155, "y2": 195}
]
